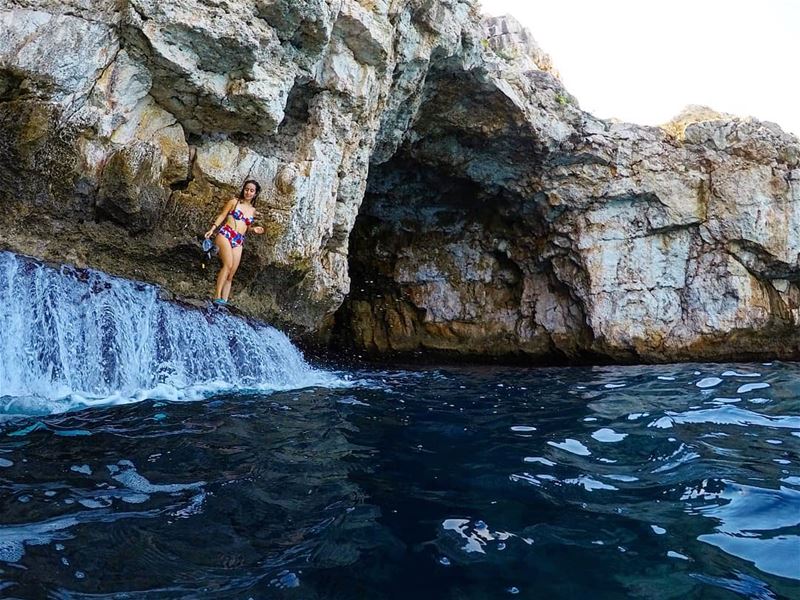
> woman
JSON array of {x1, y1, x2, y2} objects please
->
[{"x1": 204, "y1": 179, "x2": 265, "y2": 305}]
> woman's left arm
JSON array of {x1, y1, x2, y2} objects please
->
[{"x1": 249, "y1": 209, "x2": 264, "y2": 235}]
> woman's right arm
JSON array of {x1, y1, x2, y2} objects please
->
[{"x1": 205, "y1": 199, "x2": 236, "y2": 238}]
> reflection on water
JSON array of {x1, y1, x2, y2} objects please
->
[
  {"x1": 0, "y1": 391, "x2": 384, "y2": 598},
  {"x1": 0, "y1": 362, "x2": 798, "y2": 598}
]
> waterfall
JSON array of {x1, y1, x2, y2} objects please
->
[{"x1": 0, "y1": 252, "x2": 339, "y2": 416}]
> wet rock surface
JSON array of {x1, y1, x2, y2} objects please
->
[{"x1": 1, "y1": 1, "x2": 799, "y2": 362}]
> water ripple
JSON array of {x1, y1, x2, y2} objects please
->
[{"x1": 0, "y1": 363, "x2": 798, "y2": 597}]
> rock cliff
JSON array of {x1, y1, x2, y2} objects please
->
[{"x1": 1, "y1": 2, "x2": 799, "y2": 362}]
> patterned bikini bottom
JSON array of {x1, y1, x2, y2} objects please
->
[{"x1": 218, "y1": 224, "x2": 245, "y2": 249}]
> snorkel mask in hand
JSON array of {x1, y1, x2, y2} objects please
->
[{"x1": 201, "y1": 237, "x2": 218, "y2": 261}]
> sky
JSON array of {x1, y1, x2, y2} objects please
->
[{"x1": 479, "y1": 0, "x2": 799, "y2": 136}]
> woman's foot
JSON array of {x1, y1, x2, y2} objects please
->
[{"x1": 213, "y1": 298, "x2": 227, "y2": 305}]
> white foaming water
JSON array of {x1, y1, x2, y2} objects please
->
[{"x1": 0, "y1": 252, "x2": 344, "y2": 417}]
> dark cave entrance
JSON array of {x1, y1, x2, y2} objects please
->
[
  {"x1": 332, "y1": 152, "x2": 590, "y2": 363},
  {"x1": 329, "y1": 62, "x2": 593, "y2": 362}
]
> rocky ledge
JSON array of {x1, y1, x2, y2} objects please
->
[{"x1": 1, "y1": 2, "x2": 799, "y2": 362}]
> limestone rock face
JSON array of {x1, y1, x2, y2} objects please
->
[
  {"x1": 342, "y1": 93, "x2": 800, "y2": 361},
  {"x1": 96, "y1": 141, "x2": 169, "y2": 232},
  {"x1": 1, "y1": 2, "x2": 799, "y2": 362},
  {"x1": 0, "y1": 0, "x2": 445, "y2": 331},
  {"x1": 661, "y1": 104, "x2": 736, "y2": 139},
  {"x1": 483, "y1": 14, "x2": 558, "y2": 77}
]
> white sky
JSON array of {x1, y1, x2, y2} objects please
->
[{"x1": 479, "y1": 0, "x2": 799, "y2": 136}]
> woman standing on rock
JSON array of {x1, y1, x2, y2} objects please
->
[{"x1": 204, "y1": 180, "x2": 265, "y2": 305}]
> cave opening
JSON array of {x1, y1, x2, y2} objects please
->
[
  {"x1": 328, "y1": 60, "x2": 595, "y2": 363},
  {"x1": 332, "y1": 150, "x2": 591, "y2": 364}
]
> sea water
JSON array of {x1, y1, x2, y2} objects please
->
[{"x1": 0, "y1": 253, "x2": 798, "y2": 598}]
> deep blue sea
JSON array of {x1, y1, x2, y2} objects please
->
[
  {"x1": 0, "y1": 252, "x2": 797, "y2": 598},
  {"x1": 1, "y1": 361, "x2": 798, "y2": 599}
]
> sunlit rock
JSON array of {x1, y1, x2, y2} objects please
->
[{"x1": 1, "y1": 1, "x2": 799, "y2": 362}]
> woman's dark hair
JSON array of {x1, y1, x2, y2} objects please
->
[{"x1": 239, "y1": 179, "x2": 261, "y2": 204}]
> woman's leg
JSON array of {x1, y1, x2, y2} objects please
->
[
  {"x1": 221, "y1": 245, "x2": 243, "y2": 302},
  {"x1": 214, "y1": 236, "x2": 233, "y2": 300}
]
